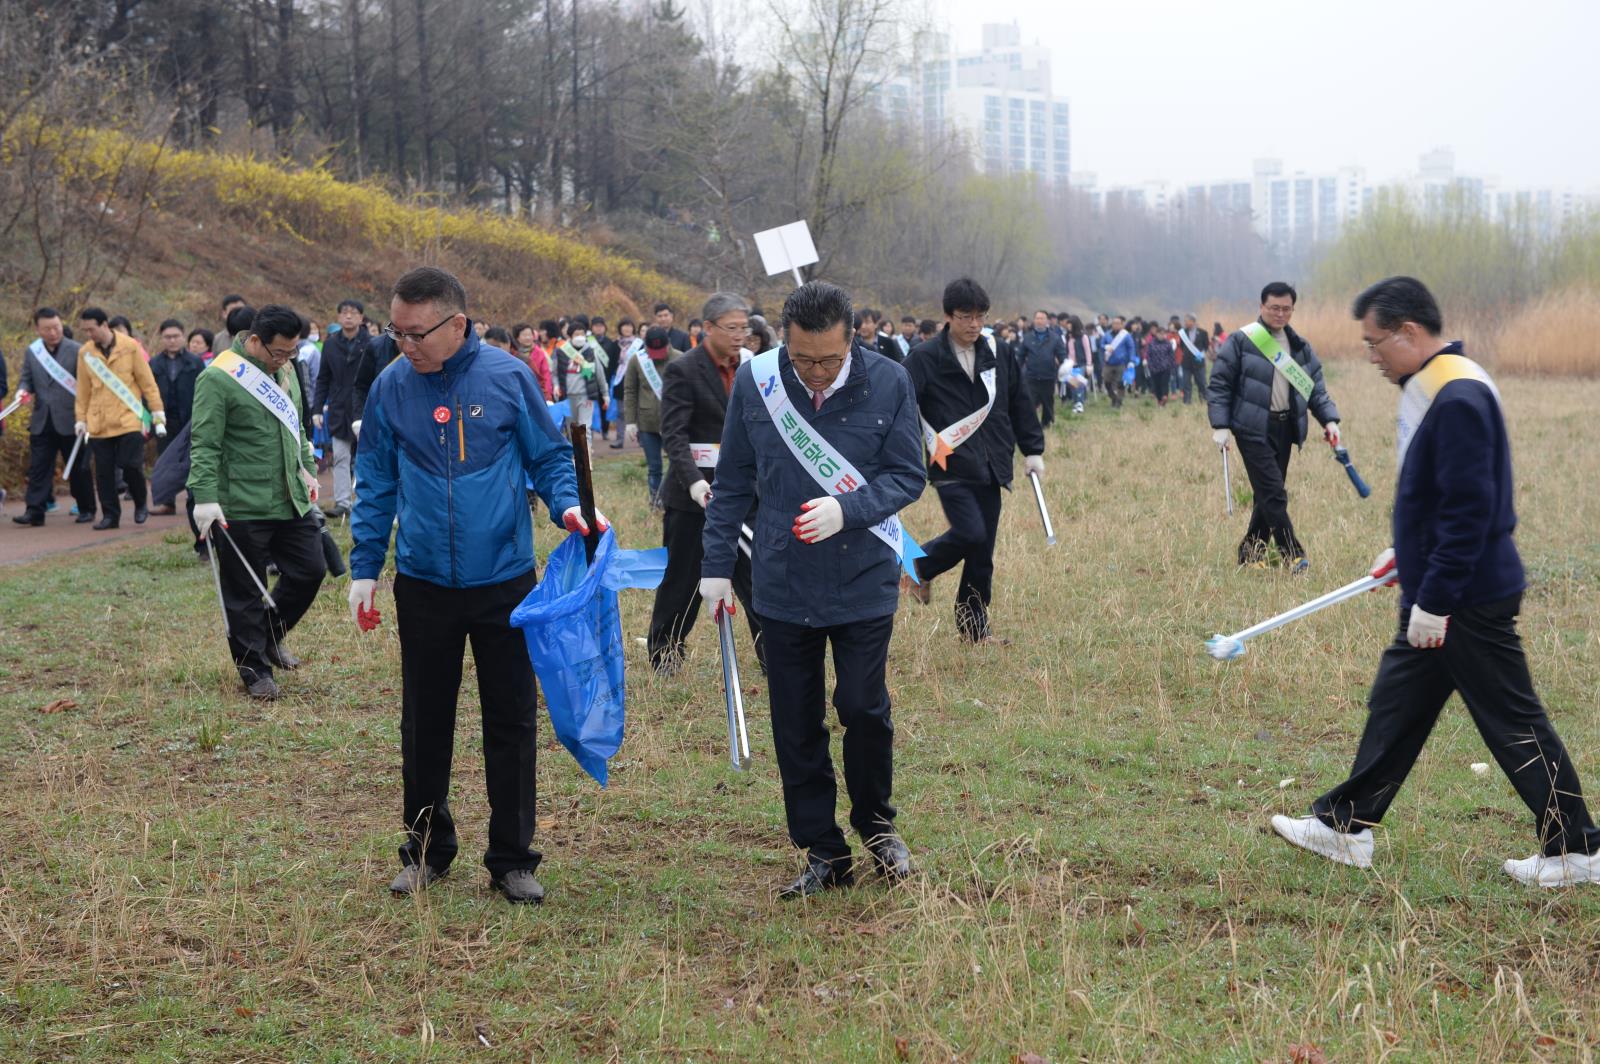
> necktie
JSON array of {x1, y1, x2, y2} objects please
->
[{"x1": 812, "y1": 390, "x2": 824, "y2": 412}]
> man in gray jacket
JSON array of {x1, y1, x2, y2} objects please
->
[
  {"x1": 12, "y1": 308, "x2": 96, "y2": 526},
  {"x1": 1207, "y1": 282, "x2": 1340, "y2": 570}
]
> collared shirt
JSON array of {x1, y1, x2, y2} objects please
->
[
  {"x1": 951, "y1": 340, "x2": 976, "y2": 381},
  {"x1": 806, "y1": 350, "x2": 853, "y2": 407},
  {"x1": 1269, "y1": 326, "x2": 1291, "y2": 411}
]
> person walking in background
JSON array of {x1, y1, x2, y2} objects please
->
[
  {"x1": 1020, "y1": 309, "x2": 1066, "y2": 429},
  {"x1": 12, "y1": 308, "x2": 96, "y2": 527},
  {"x1": 149, "y1": 318, "x2": 204, "y2": 456},
  {"x1": 1208, "y1": 282, "x2": 1340, "y2": 571},
  {"x1": 187, "y1": 328, "x2": 215, "y2": 363},
  {"x1": 75, "y1": 306, "x2": 166, "y2": 529},
  {"x1": 313, "y1": 299, "x2": 369, "y2": 518},
  {"x1": 1145, "y1": 322, "x2": 1176, "y2": 406},
  {"x1": 1102, "y1": 315, "x2": 1133, "y2": 409},
  {"x1": 622, "y1": 325, "x2": 682, "y2": 507},
  {"x1": 512, "y1": 322, "x2": 553, "y2": 400},
  {"x1": 1177, "y1": 314, "x2": 1210, "y2": 405}
]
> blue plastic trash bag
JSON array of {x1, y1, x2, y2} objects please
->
[
  {"x1": 545, "y1": 398, "x2": 571, "y2": 429},
  {"x1": 1122, "y1": 362, "x2": 1137, "y2": 387},
  {"x1": 510, "y1": 528, "x2": 667, "y2": 786}
]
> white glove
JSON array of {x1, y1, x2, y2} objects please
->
[
  {"x1": 15, "y1": 389, "x2": 29, "y2": 403},
  {"x1": 154, "y1": 421, "x2": 167, "y2": 438},
  {"x1": 689, "y1": 479, "x2": 712, "y2": 508},
  {"x1": 625, "y1": 423, "x2": 638, "y2": 444},
  {"x1": 699, "y1": 576, "x2": 735, "y2": 618},
  {"x1": 1024, "y1": 454, "x2": 1045, "y2": 478},
  {"x1": 792, "y1": 496, "x2": 844, "y2": 544},
  {"x1": 1370, "y1": 547, "x2": 1398, "y2": 588},
  {"x1": 153, "y1": 410, "x2": 166, "y2": 425},
  {"x1": 351, "y1": 419, "x2": 362, "y2": 439},
  {"x1": 1212, "y1": 428, "x2": 1232, "y2": 450},
  {"x1": 194, "y1": 502, "x2": 226, "y2": 538},
  {"x1": 348, "y1": 578, "x2": 377, "y2": 626},
  {"x1": 1324, "y1": 421, "x2": 1342, "y2": 447},
  {"x1": 1407, "y1": 605, "x2": 1448, "y2": 649},
  {"x1": 74, "y1": 421, "x2": 87, "y2": 437},
  {"x1": 313, "y1": 413, "x2": 324, "y2": 430},
  {"x1": 561, "y1": 506, "x2": 611, "y2": 536},
  {"x1": 299, "y1": 468, "x2": 320, "y2": 503}
]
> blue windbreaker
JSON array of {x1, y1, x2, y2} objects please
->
[{"x1": 350, "y1": 333, "x2": 581, "y2": 587}]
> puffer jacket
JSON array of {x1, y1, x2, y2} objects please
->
[
  {"x1": 75, "y1": 332, "x2": 164, "y2": 437},
  {"x1": 1207, "y1": 320, "x2": 1338, "y2": 445},
  {"x1": 350, "y1": 333, "x2": 581, "y2": 588}
]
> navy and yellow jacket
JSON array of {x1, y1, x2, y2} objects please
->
[
  {"x1": 1394, "y1": 343, "x2": 1525, "y2": 615},
  {"x1": 351, "y1": 333, "x2": 580, "y2": 588}
]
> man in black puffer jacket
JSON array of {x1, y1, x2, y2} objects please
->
[{"x1": 1207, "y1": 281, "x2": 1340, "y2": 570}]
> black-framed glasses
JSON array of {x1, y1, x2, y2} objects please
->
[
  {"x1": 384, "y1": 313, "x2": 458, "y2": 346},
  {"x1": 792, "y1": 355, "x2": 846, "y2": 373}
]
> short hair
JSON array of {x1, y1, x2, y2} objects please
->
[
  {"x1": 571, "y1": 314, "x2": 591, "y2": 330},
  {"x1": 297, "y1": 314, "x2": 312, "y2": 340},
  {"x1": 187, "y1": 327, "x2": 214, "y2": 350},
  {"x1": 1260, "y1": 281, "x2": 1298, "y2": 305},
  {"x1": 511, "y1": 322, "x2": 534, "y2": 340},
  {"x1": 942, "y1": 278, "x2": 991, "y2": 316},
  {"x1": 392, "y1": 266, "x2": 467, "y2": 314},
  {"x1": 159, "y1": 318, "x2": 184, "y2": 334},
  {"x1": 539, "y1": 320, "x2": 559, "y2": 336},
  {"x1": 618, "y1": 316, "x2": 635, "y2": 330},
  {"x1": 79, "y1": 306, "x2": 109, "y2": 325},
  {"x1": 918, "y1": 318, "x2": 937, "y2": 335},
  {"x1": 33, "y1": 307, "x2": 61, "y2": 323},
  {"x1": 782, "y1": 281, "x2": 853, "y2": 336},
  {"x1": 688, "y1": 318, "x2": 702, "y2": 329},
  {"x1": 1352, "y1": 275, "x2": 1443, "y2": 335},
  {"x1": 901, "y1": 315, "x2": 917, "y2": 325},
  {"x1": 653, "y1": 302, "x2": 672, "y2": 315},
  {"x1": 337, "y1": 298, "x2": 364, "y2": 314},
  {"x1": 250, "y1": 305, "x2": 302, "y2": 345},
  {"x1": 226, "y1": 305, "x2": 257, "y2": 337},
  {"x1": 221, "y1": 294, "x2": 244, "y2": 310},
  {"x1": 109, "y1": 315, "x2": 133, "y2": 332},
  {"x1": 483, "y1": 325, "x2": 513, "y2": 346},
  {"x1": 1184, "y1": 313, "x2": 1197, "y2": 323},
  {"x1": 702, "y1": 291, "x2": 750, "y2": 324},
  {"x1": 590, "y1": 315, "x2": 606, "y2": 328},
  {"x1": 1035, "y1": 308, "x2": 1049, "y2": 317}
]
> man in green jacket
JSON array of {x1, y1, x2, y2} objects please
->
[
  {"x1": 621, "y1": 325, "x2": 683, "y2": 506},
  {"x1": 188, "y1": 304, "x2": 327, "y2": 700}
]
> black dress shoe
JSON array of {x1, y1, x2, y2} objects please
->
[
  {"x1": 134, "y1": 503, "x2": 149, "y2": 524},
  {"x1": 778, "y1": 855, "x2": 854, "y2": 899},
  {"x1": 265, "y1": 644, "x2": 301, "y2": 670},
  {"x1": 12, "y1": 512, "x2": 44, "y2": 526},
  {"x1": 75, "y1": 512, "x2": 96, "y2": 524},
  {"x1": 867, "y1": 834, "x2": 914, "y2": 881},
  {"x1": 93, "y1": 516, "x2": 120, "y2": 530}
]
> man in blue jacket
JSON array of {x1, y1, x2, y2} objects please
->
[
  {"x1": 1019, "y1": 309, "x2": 1066, "y2": 428},
  {"x1": 1271, "y1": 276, "x2": 1600, "y2": 887},
  {"x1": 348, "y1": 266, "x2": 600, "y2": 905},
  {"x1": 701, "y1": 281, "x2": 926, "y2": 899}
]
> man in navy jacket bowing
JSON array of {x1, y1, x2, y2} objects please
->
[{"x1": 700, "y1": 281, "x2": 926, "y2": 899}]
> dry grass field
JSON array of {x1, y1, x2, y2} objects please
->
[{"x1": 3, "y1": 359, "x2": 1599, "y2": 1062}]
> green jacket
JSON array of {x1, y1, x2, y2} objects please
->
[
  {"x1": 187, "y1": 340, "x2": 317, "y2": 520},
  {"x1": 622, "y1": 346, "x2": 683, "y2": 433}
]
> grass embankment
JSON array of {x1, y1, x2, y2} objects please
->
[{"x1": 3, "y1": 366, "x2": 1600, "y2": 1060}]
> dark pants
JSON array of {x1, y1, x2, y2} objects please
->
[
  {"x1": 647, "y1": 504, "x2": 762, "y2": 669},
  {"x1": 1150, "y1": 369, "x2": 1172, "y2": 404},
  {"x1": 90, "y1": 432, "x2": 146, "y2": 522},
  {"x1": 638, "y1": 430, "x2": 664, "y2": 500},
  {"x1": 214, "y1": 514, "x2": 326, "y2": 684},
  {"x1": 758, "y1": 611, "x2": 897, "y2": 864},
  {"x1": 1028, "y1": 377, "x2": 1056, "y2": 428},
  {"x1": 1314, "y1": 595, "x2": 1600, "y2": 858},
  {"x1": 1235, "y1": 415, "x2": 1303, "y2": 563},
  {"x1": 394, "y1": 569, "x2": 540, "y2": 877},
  {"x1": 1103, "y1": 364, "x2": 1126, "y2": 408},
  {"x1": 916, "y1": 478, "x2": 1003, "y2": 641},
  {"x1": 1182, "y1": 359, "x2": 1207, "y2": 404},
  {"x1": 24, "y1": 428, "x2": 95, "y2": 517}
]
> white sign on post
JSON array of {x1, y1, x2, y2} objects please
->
[{"x1": 753, "y1": 220, "x2": 819, "y2": 288}]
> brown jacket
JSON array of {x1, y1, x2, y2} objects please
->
[{"x1": 75, "y1": 332, "x2": 164, "y2": 437}]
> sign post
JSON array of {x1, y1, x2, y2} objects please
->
[{"x1": 753, "y1": 220, "x2": 820, "y2": 288}]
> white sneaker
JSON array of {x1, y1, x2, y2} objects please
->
[
  {"x1": 1270, "y1": 814, "x2": 1374, "y2": 869},
  {"x1": 1502, "y1": 851, "x2": 1600, "y2": 887},
  {"x1": 1073, "y1": 402, "x2": 1084, "y2": 414}
]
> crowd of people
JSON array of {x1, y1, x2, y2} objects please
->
[{"x1": 4, "y1": 267, "x2": 1597, "y2": 903}]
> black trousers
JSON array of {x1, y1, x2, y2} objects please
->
[
  {"x1": 1182, "y1": 360, "x2": 1207, "y2": 404},
  {"x1": 1314, "y1": 595, "x2": 1600, "y2": 857},
  {"x1": 1235, "y1": 415, "x2": 1303, "y2": 563},
  {"x1": 758, "y1": 611, "x2": 897, "y2": 864},
  {"x1": 394, "y1": 568, "x2": 540, "y2": 877},
  {"x1": 24, "y1": 428, "x2": 95, "y2": 516},
  {"x1": 647, "y1": 504, "x2": 762, "y2": 669},
  {"x1": 90, "y1": 432, "x2": 146, "y2": 521},
  {"x1": 1028, "y1": 377, "x2": 1056, "y2": 428},
  {"x1": 215, "y1": 514, "x2": 326, "y2": 683},
  {"x1": 916, "y1": 478, "x2": 1003, "y2": 641},
  {"x1": 1150, "y1": 369, "x2": 1172, "y2": 403}
]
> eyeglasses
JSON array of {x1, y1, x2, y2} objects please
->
[
  {"x1": 950, "y1": 312, "x2": 986, "y2": 326},
  {"x1": 1363, "y1": 331, "x2": 1401, "y2": 352},
  {"x1": 707, "y1": 321, "x2": 751, "y2": 336},
  {"x1": 263, "y1": 344, "x2": 300, "y2": 361},
  {"x1": 384, "y1": 313, "x2": 458, "y2": 346},
  {"x1": 791, "y1": 355, "x2": 846, "y2": 373}
]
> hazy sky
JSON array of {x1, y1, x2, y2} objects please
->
[{"x1": 936, "y1": 0, "x2": 1600, "y2": 191}]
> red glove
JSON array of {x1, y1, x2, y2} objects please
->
[
  {"x1": 1370, "y1": 547, "x2": 1398, "y2": 589},
  {"x1": 562, "y1": 506, "x2": 611, "y2": 536},
  {"x1": 357, "y1": 604, "x2": 381, "y2": 632}
]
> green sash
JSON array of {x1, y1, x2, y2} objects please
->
[
  {"x1": 1239, "y1": 322, "x2": 1314, "y2": 402},
  {"x1": 83, "y1": 351, "x2": 152, "y2": 430}
]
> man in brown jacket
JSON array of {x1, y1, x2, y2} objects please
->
[
  {"x1": 621, "y1": 325, "x2": 683, "y2": 507},
  {"x1": 75, "y1": 306, "x2": 165, "y2": 529}
]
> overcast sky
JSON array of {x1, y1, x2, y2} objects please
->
[{"x1": 935, "y1": 0, "x2": 1599, "y2": 191}]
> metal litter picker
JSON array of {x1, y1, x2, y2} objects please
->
[{"x1": 1206, "y1": 571, "x2": 1387, "y2": 660}]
